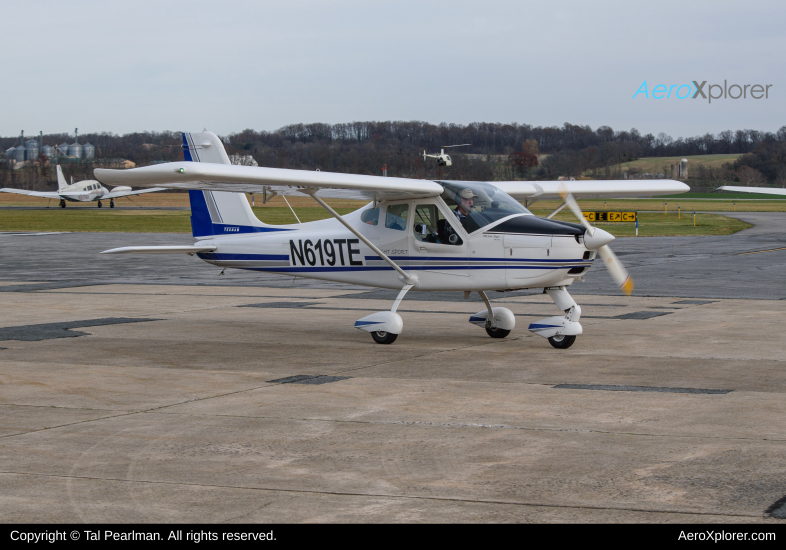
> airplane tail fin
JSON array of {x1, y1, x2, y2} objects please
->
[
  {"x1": 183, "y1": 131, "x2": 284, "y2": 238},
  {"x1": 56, "y1": 166, "x2": 68, "y2": 191}
]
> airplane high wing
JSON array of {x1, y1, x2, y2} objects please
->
[
  {"x1": 492, "y1": 179, "x2": 689, "y2": 200},
  {"x1": 718, "y1": 185, "x2": 786, "y2": 196},
  {"x1": 95, "y1": 162, "x2": 443, "y2": 201},
  {"x1": 95, "y1": 164, "x2": 686, "y2": 201}
]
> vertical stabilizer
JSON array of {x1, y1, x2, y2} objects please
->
[
  {"x1": 182, "y1": 132, "x2": 285, "y2": 238},
  {"x1": 181, "y1": 131, "x2": 231, "y2": 165},
  {"x1": 56, "y1": 166, "x2": 68, "y2": 191}
]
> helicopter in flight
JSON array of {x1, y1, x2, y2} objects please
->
[{"x1": 422, "y1": 144, "x2": 471, "y2": 167}]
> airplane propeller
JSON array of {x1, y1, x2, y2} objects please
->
[{"x1": 559, "y1": 187, "x2": 634, "y2": 296}]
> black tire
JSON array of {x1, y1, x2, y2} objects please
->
[
  {"x1": 371, "y1": 331, "x2": 398, "y2": 345},
  {"x1": 485, "y1": 326, "x2": 511, "y2": 339},
  {"x1": 97, "y1": 201, "x2": 102, "y2": 208},
  {"x1": 110, "y1": 201, "x2": 115, "y2": 208},
  {"x1": 548, "y1": 334, "x2": 576, "y2": 349},
  {"x1": 60, "y1": 200, "x2": 66, "y2": 208}
]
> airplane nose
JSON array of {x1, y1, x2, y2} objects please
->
[{"x1": 582, "y1": 227, "x2": 615, "y2": 249}]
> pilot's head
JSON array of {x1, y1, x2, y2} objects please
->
[{"x1": 456, "y1": 188, "x2": 477, "y2": 215}]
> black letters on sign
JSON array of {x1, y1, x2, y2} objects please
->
[{"x1": 290, "y1": 238, "x2": 363, "y2": 267}]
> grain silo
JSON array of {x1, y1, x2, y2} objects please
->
[
  {"x1": 25, "y1": 139, "x2": 39, "y2": 160},
  {"x1": 58, "y1": 142, "x2": 70, "y2": 156},
  {"x1": 679, "y1": 158, "x2": 688, "y2": 179},
  {"x1": 12, "y1": 146, "x2": 26, "y2": 163},
  {"x1": 82, "y1": 142, "x2": 95, "y2": 160},
  {"x1": 41, "y1": 145, "x2": 54, "y2": 158},
  {"x1": 68, "y1": 141, "x2": 82, "y2": 158}
]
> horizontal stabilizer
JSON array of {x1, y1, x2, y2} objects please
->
[{"x1": 100, "y1": 245, "x2": 217, "y2": 255}]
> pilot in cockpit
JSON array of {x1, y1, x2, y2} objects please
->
[
  {"x1": 452, "y1": 187, "x2": 480, "y2": 233},
  {"x1": 454, "y1": 187, "x2": 475, "y2": 223}
]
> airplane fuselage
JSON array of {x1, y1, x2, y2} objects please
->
[
  {"x1": 193, "y1": 198, "x2": 595, "y2": 292},
  {"x1": 59, "y1": 180, "x2": 108, "y2": 202}
]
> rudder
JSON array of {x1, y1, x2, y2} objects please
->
[
  {"x1": 183, "y1": 131, "x2": 286, "y2": 238},
  {"x1": 56, "y1": 166, "x2": 68, "y2": 191}
]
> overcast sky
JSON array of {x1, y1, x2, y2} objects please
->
[{"x1": 2, "y1": 0, "x2": 784, "y2": 139}]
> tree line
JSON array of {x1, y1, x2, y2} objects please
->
[{"x1": 3, "y1": 122, "x2": 786, "y2": 189}]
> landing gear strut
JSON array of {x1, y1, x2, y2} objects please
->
[
  {"x1": 355, "y1": 284, "x2": 413, "y2": 344},
  {"x1": 528, "y1": 287, "x2": 582, "y2": 349},
  {"x1": 468, "y1": 291, "x2": 515, "y2": 338}
]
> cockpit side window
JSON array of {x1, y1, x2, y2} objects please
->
[
  {"x1": 360, "y1": 207, "x2": 379, "y2": 226},
  {"x1": 385, "y1": 204, "x2": 409, "y2": 231},
  {"x1": 413, "y1": 203, "x2": 463, "y2": 245}
]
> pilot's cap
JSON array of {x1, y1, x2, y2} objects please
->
[{"x1": 458, "y1": 188, "x2": 478, "y2": 199}]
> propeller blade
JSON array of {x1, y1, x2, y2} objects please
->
[
  {"x1": 558, "y1": 184, "x2": 633, "y2": 295},
  {"x1": 597, "y1": 245, "x2": 634, "y2": 296},
  {"x1": 558, "y1": 185, "x2": 594, "y2": 236}
]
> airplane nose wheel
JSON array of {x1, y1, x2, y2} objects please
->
[
  {"x1": 548, "y1": 334, "x2": 576, "y2": 349},
  {"x1": 371, "y1": 331, "x2": 398, "y2": 345},
  {"x1": 485, "y1": 326, "x2": 511, "y2": 339}
]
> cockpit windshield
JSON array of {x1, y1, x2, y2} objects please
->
[{"x1": 439, "y1": 181, "x2": 531, "y2": 234}]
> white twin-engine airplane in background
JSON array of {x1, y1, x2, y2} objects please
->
[
  {"x1": 0, "y1": 165, "x2": 166, "y2": 208},
  {"x1": 96, "y1": 131, "x2": 688, "y2": 347}
]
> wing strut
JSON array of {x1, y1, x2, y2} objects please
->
[
  {"x1": 306, "y1": 191, "x2": 419, "y2": 286},
  {"x1": 546, "y1": 200, "x2": 567, "y2": 219}
]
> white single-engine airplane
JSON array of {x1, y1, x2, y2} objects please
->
[
  {"x1": 96, "y1": 132, "x2": 688, "y2": 347},
  {"x1": 0, "y1": 165, "x2": 166, "y2": 208}
]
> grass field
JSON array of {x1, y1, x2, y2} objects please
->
[
  {"x1": 529, "y1": 209, "x2": 751, "y2": 237},
  {"x1": 1, "y1": 190, "x2": 772, "y2": 236},
  {"x1": 614, "y1": 154, "x2": 742, "y2": 175},
  {"x1": 0, "y1": 207, "x2": 358, "y2": 233}
]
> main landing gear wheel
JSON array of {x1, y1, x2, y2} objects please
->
[
  {"x1": 97, "y1": 200, "x2": 102, "y2": 208},
  {"x1": 59, "y1": 200, "x2": 66, "y2": 208},
  {"x1": 548, "y1": 335, "x2": 576, "y2": 349},
  {"x1": 485, "y1": 326, "x2": 511, "y2": 339},
  {"x1": 371, "y1": 331, "x2": 398, "y2": 345},
  {"x1": 110, "y1": 199, "x2": 115, "y2": 208}
]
